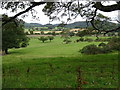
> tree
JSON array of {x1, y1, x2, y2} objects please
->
[
  {"x1": 1, "y1": 1, "x2": 120, "y2": 33},
  {"x1": 38, "y1": 36, "x2": 48, "y2": 43},
  {"x1": 42, "y1": 1, "x2": 120, "y2": 33},
  {"x1": 2, "y1": 14, "x2": 29, "y2": 54},
  {"x1": 47, "y1": 36, "x2": 54, "y2": 42}
]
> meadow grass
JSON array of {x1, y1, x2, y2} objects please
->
[{"x1": 2, "y1": 36, "x2": 119, "y2": 88}]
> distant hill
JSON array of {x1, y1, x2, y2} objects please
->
[
  {"x1": 64, "y1": 21, "x2": 91, "y2": 28},
  {"x1": 24, "y1": 23, "x2": 43, "y2": 28},
  {"x1": 24, "y1": 21, "x2": 91, "y2": 28},
  {"x1": 24, "y1": 21, "x2": 118, "y2": 29}
]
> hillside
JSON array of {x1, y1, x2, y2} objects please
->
[
  {"x1": 24, "y1": 21, "x2": 118, "y2": 29},
  {"x1": 24, "y1": 23, "x2": 43, "y2": 28},
  {"x1": 24, "y1": 21, "x2": 91, "y2": 28},
  {"x1": 64, "y1": 21, "x2": 91, "y2": 28}
]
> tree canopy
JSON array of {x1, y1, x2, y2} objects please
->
[
  {"x1": 1, "y1": 1, "x2": 120, "y2": 33},
  {"x1": 2, "y1": 14, "x2": 29, "y2": 54}
]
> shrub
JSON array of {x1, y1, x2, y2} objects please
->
[
  {"x1": 80, "y1": 44, "x2": 101, "y2": 54},
  {"x1": 80, "y1": 44, "x2": 111, "y2": 55},
  {"x1": 100, "y1": 46, "x2": 112, "y2": 53},
  {"x1": 107, "y1": 37, "x2": 120, "y2": 51}
]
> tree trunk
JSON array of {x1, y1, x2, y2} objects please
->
[{"x1": 5, "y1": 49, "x2": 8, "y2": 54}]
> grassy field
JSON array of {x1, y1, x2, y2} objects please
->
[{"x1": 2, "y1": 36, "x2": 119, "y2": 88}]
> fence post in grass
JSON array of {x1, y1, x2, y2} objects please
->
[
  {"x1": 2, "y1": 69, "x2": 5, "y2": 87},
  {"x1": 112, "y1": 64, "x2": 115, "y2": 74},
  {"x1": 100, "y1": 65, "x2": 105, "y2": 78},
  {"x1": 76, "y1": 66, "x2": 82, "y2": 90},
  {"x1": 111, "y1": 64, "x2": 115, "y2": 80},
  {"x1": 26, "y1": 67, "x2": 30, "y2": 77},
  {"x1": 49, "y1": 63, "x2": 54, "y2": 73},
  {"x1": 27, "y1": 67, "x2": 30, "y2": 73}
]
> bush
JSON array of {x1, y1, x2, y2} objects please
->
[
  {"x1": 80, "y1": 44, "x2": 111, "y2": 55},
  {"x1": 80, "y1": 44, "x2": 101, "y2": 54},
  {"x1": 107, "y1": 37, "x2": 120, "y2": 51},
  {"x1": 100, "y1": 46, "x2": 112, "y2": 53}
]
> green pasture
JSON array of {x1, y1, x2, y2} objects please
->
[{"x1": 2, "y1": 36, "x2": 119, "y2": 88}]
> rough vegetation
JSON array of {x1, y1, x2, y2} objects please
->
[{"x1": 80, "y1": 37, "x2": 120, "y2": 55}]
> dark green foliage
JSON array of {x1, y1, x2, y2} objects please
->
[
  {"x1": 21, "y1": 38, "x2": 30, "y2": 47},
  {"x1": 38, "y1": 36, "x2": 48, "y2": 43},
  {"x1": 2, "y1": 14, "x2": 29, "y2": 54},
  {"x1": 47, "y1": 36, "x2": 54, "y2": 42},
  {"x1": 107, "y1": 37, "x2": 120, "y2": 51},
  {"x1": 80, "y1": 44, "x2": 101, "y2": 54},
  {"x1": 80, "y1": 44, "x2": 111, "y2": 55},
  {"x1": 98, "y1": 42, "x2": 112, "y2": 53},
  {"x1": 100, "y1": 46, "x2": 112, "y2": 53}
]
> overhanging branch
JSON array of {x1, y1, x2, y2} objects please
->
[
  {"x1": 2, "y1": 2, "x2": 46, "y2": 26},
  {"x1": 93, "y1": 2, "x2": 120, "y2": 12}
]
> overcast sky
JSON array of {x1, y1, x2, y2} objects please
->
[{"x1": 0, "y1": 1, "x2": 118, "y2": 25}]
